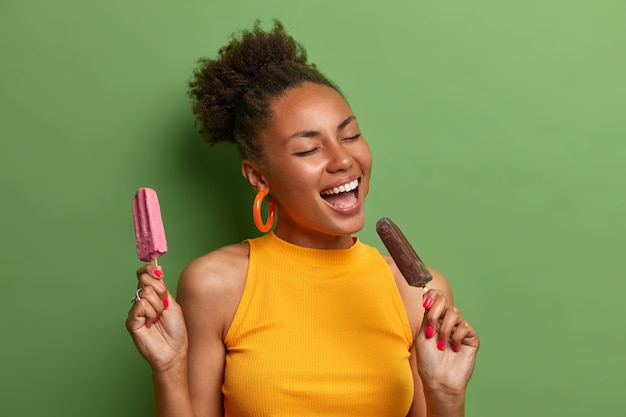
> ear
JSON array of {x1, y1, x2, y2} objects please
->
[{"x1": 241, "y1": 159, "x2": 269, "y2": 191}]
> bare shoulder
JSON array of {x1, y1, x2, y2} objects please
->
[
  {"x1": 178, "y1": 242, "x2": 249, "y2": 292},
  {"x1": 425, "y1": 266, "x2": 453, "y2": 300},
  {"x1": 381, "y1": 254, "x2": 453, "y2": 298},
  {"x1": 177, "y1": 242, "x2": 250, "y2": 339},
  {"x1": 381, "y1": 254, "x2": 454, "y2": 330}
]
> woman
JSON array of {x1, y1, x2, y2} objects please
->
[{"x1": 127, "y1": 20, "x2": 479, "y2": 417}]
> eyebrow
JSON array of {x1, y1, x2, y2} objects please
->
[
  {"x1": 338, "y1": 115, "x2": 356, "y2": 130},
  {"x1": 288, "y1": 115, "x2": 356, "y2": 139}
]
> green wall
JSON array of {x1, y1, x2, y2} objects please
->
[{"x1": 2, "y1": 1, "x2": 625, "y2": 416}]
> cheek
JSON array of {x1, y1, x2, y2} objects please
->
[
  {"x1": 356, "y1": 146, "x2": 373, "y2": 173},
  {"x1": 266, "y1": 160, "x2": 321, "y2": 191}
]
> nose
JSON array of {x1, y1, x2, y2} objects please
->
[{"x1": 326, "y1": 142, "x2": 354, "y2": 172}]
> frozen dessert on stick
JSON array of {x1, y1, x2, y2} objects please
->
[
  {"x1": 376, "y1": 217, "x2": 432, "y2": 288},
  {"x1": 133, "y1": 187, "x2": 168, "y2": 264}
]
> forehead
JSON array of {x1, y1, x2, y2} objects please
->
[{"x1": 266, "y1": 82, "x2": 354, "y2": 135}]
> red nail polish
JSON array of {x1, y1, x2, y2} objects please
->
[
  {"x1": 153, "y1": 268, "x2": 163, "y2": 278},
  {"x1": 437, "y1": 339, "x2": 445, "y2": 351},
  {"x1": 426, "y1": 325, "x2": 434, "y2": 338},
  {"x1": 423, "y1": 297, "x2": 433, "y2": 309},
  {"x1": 451, "y1": 344, "x2": 459, "y2": 352},
  {"x1": 153, "y1": 316, "x2": 160, "y2": 324},
  {"x1": 163, "y1": 297, "x2": 169, "y2": 308}
]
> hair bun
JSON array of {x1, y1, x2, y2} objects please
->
[{"x1": 188, "y1": 19, "x2": 337, "y2": 161}]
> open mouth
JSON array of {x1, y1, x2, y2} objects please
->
[{"x1": 320, "y1": 179, "x2": 359, "y2": 209}]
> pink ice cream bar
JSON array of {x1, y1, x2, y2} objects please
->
[{"x1": 133, "y1": 187, "x2": 168, "y2": 262}]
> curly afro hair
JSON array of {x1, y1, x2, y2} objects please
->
[{"x1": 188, "y1": 20, "x2": 340, "y2": 163}]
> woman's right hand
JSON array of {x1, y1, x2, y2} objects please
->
[{"x1": 126, "y1": 264, "x2": 189, "y2": 371}]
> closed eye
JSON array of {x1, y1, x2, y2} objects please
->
[
  {"x1": 343, "y1": 133, "x2": 362, "y2": 141},
  {"x1": 293, "y1": 148, "x2": 319, "y2": 157}
]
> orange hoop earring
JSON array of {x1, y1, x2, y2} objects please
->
[{"x1": 253, "y1": 189, "x2": 276, "y2": 233}]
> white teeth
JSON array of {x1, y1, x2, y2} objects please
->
[{"x1": 322, "y1": 179, "x2": 359, "y2": 195}]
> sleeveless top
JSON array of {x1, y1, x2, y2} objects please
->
[{"x1": 222, "y1": 232, "x2": 414, "y2": 416}]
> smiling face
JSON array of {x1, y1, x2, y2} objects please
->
[{"x1": 242, "y1": 82, "x2": 372, "y2": 249}]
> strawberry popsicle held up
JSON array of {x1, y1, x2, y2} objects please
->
[{"x1": 133, "y1": 188, "x2": 168, "y2": 265}]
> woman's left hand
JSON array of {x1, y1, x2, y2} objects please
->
[{"x1": 415, "y1": 289, "x2": 480, "y2": 395}]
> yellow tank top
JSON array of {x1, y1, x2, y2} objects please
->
[{"x1": 223, "y1": 232, "x2": 414, "y2": 416}]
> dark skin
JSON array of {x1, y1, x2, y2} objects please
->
[{"x1": 127, "y1": 82, "x2": 479, "y2": 417}]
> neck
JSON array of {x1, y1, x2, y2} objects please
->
[{"x1": 273, "y1": 227, "x2": 357, "y2": 250}]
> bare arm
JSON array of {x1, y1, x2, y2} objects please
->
[
  {"x1": 127, "y1": 243, "x2": 249, "y2": 417},
  {"x1": 175, "y1": 243, "x2": 249, "y2": 417},
  {"x1": 126, "y1": 263, "x2": 194, "y2": 417}
]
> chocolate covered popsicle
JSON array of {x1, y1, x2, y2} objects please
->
[{"x1": 376, "y1": 217, "x2": 432, "y2": 288}]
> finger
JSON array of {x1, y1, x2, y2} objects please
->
[
  {"x1": 137, "y1": 267, "x2": 170, "y2": 308},
  {"x1": 421, "y1": 288, "x2": 440, "y2": 310},
  {"x1": 136, "y1": 263, "x2": 165, "y2": 280},
  {"x1": 134, "y1": 285, "x2": 173, "y2": 317},
  {"x1": 450, "y1": 320, "x2": 480, "y2": 352},
  {"x1": 421, "y1": 289, "x2": 446, "y2": 339},
  {"x1": 126, "y1": 297, "x2": 160, "y2": 332},
  {"x1": 436, "y1": 304, "x2": 463, "y2": 349}
]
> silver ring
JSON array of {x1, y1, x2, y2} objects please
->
[{"x1": 130, "y1": 287, "x2": 143, "y2": 304}]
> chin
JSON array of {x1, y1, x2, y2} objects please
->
[{"x1": 337, "y1": 215, "x2": 366, "y2": 235}]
